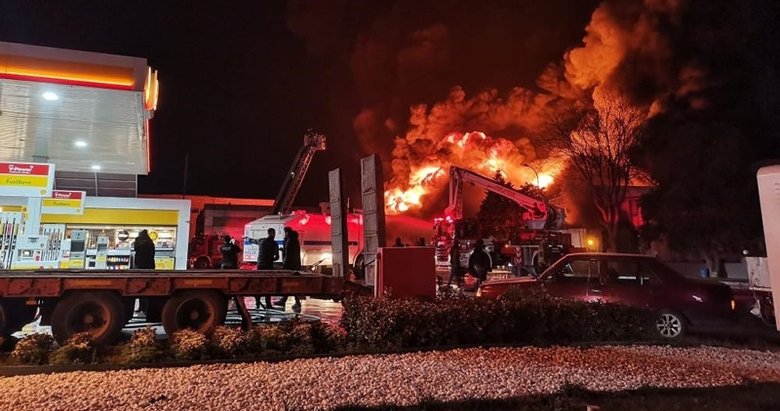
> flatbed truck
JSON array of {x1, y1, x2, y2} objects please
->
[{"x1": 0, "y1": 269, "x2": 367, "y2": 345}]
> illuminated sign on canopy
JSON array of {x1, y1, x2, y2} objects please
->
[
  {"x1": 41, "y1": 190, "x2": 86, "y2": 215},
  {"x1": 0, "y1": 162, "x2": 55, "y2": 197}
]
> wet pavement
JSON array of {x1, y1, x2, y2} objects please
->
[{"x1": 17, "y1": 297, "x2": 345, "y2": 339}]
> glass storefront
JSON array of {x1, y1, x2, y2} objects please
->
[{"x1": 60, "y1": 224, "x2": 177, "y2": 270}]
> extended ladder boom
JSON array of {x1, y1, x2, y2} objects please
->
[
  {"x1": 445, "y1": 166, "x2": 565, "y2": 229},
  {"x1": 271, "y1": 130, "x2": 326, "y2": 215}
]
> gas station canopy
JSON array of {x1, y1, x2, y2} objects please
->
[{"x1": 0, "y1": 41, "x2": 159, "y2": 196}]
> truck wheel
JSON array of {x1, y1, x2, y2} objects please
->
[
  {"x1": 0, "y1": 298, "x2": 37, "y2": 337},
  {"x1": 161, "y1": 290, "x2": 227, "y2": 336},
  {"x1": 51, "y1": 291, "x2": 125, "y2": 345}
]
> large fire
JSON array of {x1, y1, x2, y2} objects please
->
[{"x1": 385, "y1": 131, "x2": 564, "y2": 214}]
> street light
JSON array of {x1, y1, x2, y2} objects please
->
[{"x1": 523, "y1": 163, "x2": 540, "y2": 187}]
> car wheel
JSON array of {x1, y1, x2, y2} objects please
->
[{"x1": 656, "y1": 310, "x2": 687, "y2": 339}]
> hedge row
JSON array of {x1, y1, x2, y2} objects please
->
[
  {"x1": 10, "y1": 321, "x2": 346, "y2": 366},
  {"x1": 340, "y1": 288, "x2": 658, "y2": 349}
]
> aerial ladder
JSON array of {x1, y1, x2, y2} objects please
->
[
  {"x1": 437, "y1": 166, "x2": 568, "y2": 275},
  {"x1": 446, "y1": 166, "x2": 565, "y2": 230},
  {"x1": 271, "y1": 130, "x2": 327, "y2": 215}
]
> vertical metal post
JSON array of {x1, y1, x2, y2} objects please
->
[
  {"x1": 328, "y1": 168, "x2": 349, "y2": 277},
  {"x1": 182, "y1": 153, "x2": 189, "y2": 199},
  {"x1": 361, "y1": 154, "x2": 386, "y2": 287}
]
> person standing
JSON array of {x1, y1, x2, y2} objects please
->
[
  {"x1": 448, "y1": 239, "x2": 462, "y2": 286},
  {"x1": 468, "y1": 239, "x2": 491, "y2": 287},
  {"x1": 132, "y1": 229, "x2": 155, "y2": 269},
  {"x1": 256, "y1": 228, "x2": 279, "y2": 309},
  {"x1": 277, "y1": 227, "x2": 303, "y2": 312},
  {"x1": 219, "y1": 235, "x2": 242, "y2": 269}
]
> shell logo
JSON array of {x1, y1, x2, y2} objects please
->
[{"x1": 148, "y1": 230, "x2": 159, "y2": 241}]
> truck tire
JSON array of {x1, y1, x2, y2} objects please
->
[
  {"x1": 51, "y1": 291, "x2": 125, "y2": 345},
  {"x1": 0, "y1": 298, "x2": 37, "y2": 337},
  {"x1": 161, "y1": 290, "x2": 227, "y2": 336}
]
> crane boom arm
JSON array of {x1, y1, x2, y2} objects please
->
[
  {"x1": 271, "y1": 130, "x2": 326, "y2": 215},
  {"x1": 445, "y1": 166, "x2": 565, "y2": 229}
]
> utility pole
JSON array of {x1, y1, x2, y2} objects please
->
[{"x1": 182, "y1": 153, "x2": 189, "y2": 199}]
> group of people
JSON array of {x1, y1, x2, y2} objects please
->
[
  {"x1": 219, "y1": 227, "x2": 303, "y2": 312},
  {"x1": 448, "y1": 239, "x2": 491, "y2": 287}
]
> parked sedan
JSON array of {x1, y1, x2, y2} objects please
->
[{"x1": 476, "y1": 253, "x2": 737, "y2": 338}]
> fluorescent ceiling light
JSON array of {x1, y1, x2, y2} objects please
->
[
  {"x1": 42, "y1": 92, "x2": 59, "y2": 101},
  {"x1": 74, "y1": 140, "x2": 88, "y2": 148},
  {"x1": 91, "y1": 165, "x2": 101, "y2": 171}
]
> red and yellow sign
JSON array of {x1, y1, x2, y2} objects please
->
[
  {"x1": 0, "y1": 54, "x2": 136, "y2": 90},
  {"x1": 41, "y1": 190, "x2": 85, "y2": 215},
  {"x1": 0, "y1": 162, "x2": 55, "y2": 197}
]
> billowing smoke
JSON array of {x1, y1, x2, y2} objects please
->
[{"x1": 286, "y1": 0, "x2": 779, "y2": 221}]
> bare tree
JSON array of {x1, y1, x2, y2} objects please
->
[{"x1": 548, "y1": 88, "x2": 646, "y2": 251}]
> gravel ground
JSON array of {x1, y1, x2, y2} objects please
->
[{"x1": 1, "y1": 345, "x2": 779, "y2": 411}]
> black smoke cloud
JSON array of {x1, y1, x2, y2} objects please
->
[
  {"x1": 286, "y1": 0, "x2": 780, "y2": 217},
  {"x1": 286, "y1": 0, "x2": 601, "y2": 164}
]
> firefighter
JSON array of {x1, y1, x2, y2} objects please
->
[
  {"x1": 448, "y1": 239, "x2": 462, "y2": 286},
  {"x1": 219, "y1": 235, "x2": 241, "y2": 269},
  {"x1": 468, "y1": 239, "x2": 491, "y2": 287}
]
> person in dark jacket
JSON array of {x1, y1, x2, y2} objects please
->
[
  {"x1": 277, "y1": 227, "x2": 303, "y2": 312},
  {"x1": 447, "y1": 239, "x2": 462, "y2": 286},
  {"x1": 468, "y1": 240, "x2": 491, "y2": 286},
  {"x1": 133, "y1": 229, "x2": 155, "y2": 269},
  {"x1": 256, "y1": 228, "x2": 279, "y2": 309},
  {"x1": 257, "y1": 228, "x2": 279, "y2": 269},
  {"x1": 219, "y1": 235, "x2": 242, "y2": 269}
]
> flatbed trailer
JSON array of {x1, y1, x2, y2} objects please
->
[{"x1": 0, "y1": 269, "x2": 368, "y2": 345}]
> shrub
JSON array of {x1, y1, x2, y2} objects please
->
[
  {"x1": 310, "y1": 322, "x2": 347, "y2": 354},
  {"x1": 170, "y1": 329, "x2": 207, "y2": 360},
  {"x1": 341, "y1": 289, "x2": 656, "y2": 349},
  {"x1": 287, "y1": 322, "x2": 315, "y2": 356},
  {"x1": 120, "y1": 327, "x2": 164, "y2": 364},
  {"x1": 253, "y1": 324, "x2": 290, "y2": 355},
  {"x1": 210, "y1": 326, "x2": 246, "y2": 358},
  {"x1": 12, "y1": 333, "x2": 55, "y2": 365},
  {"x1": 49, "y1": 332, "x2": 97, "y2": 365}
]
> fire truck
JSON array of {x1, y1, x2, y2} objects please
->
[
  {"x1": 187, "y1": 233, "x2": 225, "y2": 269},
  {"x1": 434, "y1": 166, "x2": 583, "y2": 275}
]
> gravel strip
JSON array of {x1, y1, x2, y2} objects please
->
[{"x1": 1, "y1": 345, "x2": 779, "y2": 410}]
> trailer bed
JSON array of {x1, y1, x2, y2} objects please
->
[{"x1": 0, "y1": 269, "x2": 356, "y2": 299}]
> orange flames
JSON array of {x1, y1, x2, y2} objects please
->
[{"x1": 385, "y1": 131, "x2": 564, "y2": 214}]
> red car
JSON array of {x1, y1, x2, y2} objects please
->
[{"x1": 476, "y1": 253, "x2": 737, "y2": 338}]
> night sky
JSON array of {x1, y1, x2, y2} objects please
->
[{"x1": 0, "y1": 0, "x2": 599, "y2": 206}]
